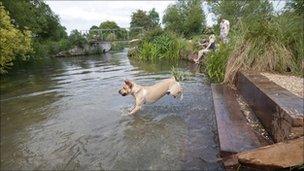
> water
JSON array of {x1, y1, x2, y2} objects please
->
[{"x1": 0, "y1": 49, "x2": 223, "y2": 170}]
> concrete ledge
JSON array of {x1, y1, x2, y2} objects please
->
[
  {"x1": 236, "y1": 72, "x2": 304, "y2": 142},
  {"x1": 237, "y1": 137, "x2": 304, "y2": 169},
  {"x1": 211, "y1": 84, "x2": 271, "y2": 157}
]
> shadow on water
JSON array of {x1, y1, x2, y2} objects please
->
[{"x1": 0, "y1": 49, "x2": 223, "y2": 170}]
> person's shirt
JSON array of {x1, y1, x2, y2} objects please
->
[
  {"x1": 207, "y1": 34, "x2": 216, "y2": 50},
  {"x1": 220, "y1": 19, "x2": 230, "y2": 33}
]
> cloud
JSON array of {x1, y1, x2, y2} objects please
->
[{"x1": 46, "y1": 1, "x2": 174, "y2": 34}]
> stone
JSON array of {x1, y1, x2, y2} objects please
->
[{"x1": 237, "y1": 137, "x2": 304, "y2": 169}]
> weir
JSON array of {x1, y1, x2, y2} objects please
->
[{"x1": 212, "y1": 71, "x2": 304, "y2": 170}]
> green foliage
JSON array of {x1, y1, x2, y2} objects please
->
[
  {"x1": 2, "y1": 0, "x2": 67, "y2": 41},
  {"x1": 148, "y1": 8, "x2": 160, "y2": 28},
  {"x1": 171, "y1": 66, "x2": 192, "y2": 81},
  {"x1": 210, "y1": 0, "x2": 273, "y2": 26},
  {"x1": 130, "y1": 9, "x2": 161, "y2": 37},
  {"x1": 163, "y1": 0, "x2": 205, "y2": 37},
  {"x1": 204, "y1": 43, "x2": 232, "y2": 83},
  {"x1": 131, "y1": 30, "x2": 191, "y2": 62},
  {"x1": 203, "y1": 0, "x2": 303, "y2": 83},
  {"x1": 68, "y1": 29, "x2": 88, "y2": 48},
  {"x1": 0, "y1": 4, "x2": 32, "y2": 73},
  {"x1": 111, "y1": 42, "x2": 125, "y2": 52}
]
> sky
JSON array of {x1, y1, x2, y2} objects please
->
[{"x1": 46, "y1": 0, "x2": 286, "y2": 35}]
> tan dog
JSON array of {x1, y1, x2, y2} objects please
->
[{"x1": 119, "y1": 77, "x2": 183, "y2": 115}]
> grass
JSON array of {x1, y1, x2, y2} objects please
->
[
  {"x1": 130, "y1": 30, "x2": 192, "y2": 62},
  {"x1": 203, "y1": 14, "x2": 303, "y2": 84}
]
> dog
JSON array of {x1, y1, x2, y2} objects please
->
[{"x1": 119, "y1": 77, "x2": 183, "y2": 115}]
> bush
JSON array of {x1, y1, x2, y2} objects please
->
[
  {"x1": 132, "y1": 30, "x2": 191, "y2": 62},
  {"x1": 111, "y1": 41, "x2": 125, "y2": 51},
  {"x1": 0, "y1": 5, "x2": 32, "y2": 73},
  {"x1": 204, "y1": 43, "x2": 232, "y2": 83}
]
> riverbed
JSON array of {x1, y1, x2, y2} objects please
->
[{"x1": 0, "y1": 49, "x2": 223, "y2": 170}]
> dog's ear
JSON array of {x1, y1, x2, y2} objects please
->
[{"x1": 124, "y1": 80, "x2": 133, "y2": 88}]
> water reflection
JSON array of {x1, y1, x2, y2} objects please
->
[{"x1": 1, "y1": 49, "x2": 223, "y2": 170}]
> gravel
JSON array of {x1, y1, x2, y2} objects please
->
[{"x1": 261, "y1": 73, "x2": 304, "y2": 98}]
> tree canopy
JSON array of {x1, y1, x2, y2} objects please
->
[
  {"x1": 99, "y1": 21, "x2": 120, "y2": 30},
  {"x1": 130, "y1": 8, "x2": 160, "y2": 37},
  {"x1": 163, "y1": 0, "x2": 205, "y2": 37},
  {"x1": 0, "y1": 5, "x2": 32, "y2": 73},
  {"x1": 209, "y1": 0, "x2": 273, "y2": 26},
  {"x1": 1, "y1": 0, "x2": 67, "y2": 41}
]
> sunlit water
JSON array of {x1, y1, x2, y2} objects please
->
[{"x1": 0, "y1": 49, "x2": 223, "y2": 170}]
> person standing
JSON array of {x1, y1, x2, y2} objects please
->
[{"x1": 220, "y1": 17, "x2": 230, "y2": 44}]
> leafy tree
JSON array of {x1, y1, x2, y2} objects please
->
[
  {"x1": 0, "y1": 5, "x2": 32, "y2": 73},
  {"x1": 99, "y1": 21, "x2": 120, "y2": 30},
  {"x1": 209, "y1": 0, "x2": 273, "y2": 26},
  {"x1": 130, "y1": 9, "x2": 160, "y2": 37},
  {"x1": 148, "y1": 8, "x2": 160, "y2": 28},
  {"x1": 90, "y1": 25, "x2": 99, "y2": 31},
  {"x1": 130, "y1": 10, "x2": 151, "y2": 29},
  {"x1": 98, "y1": 20, "x2": 127, "y2": 40},
  {"x1": 2, "y1": 0, "x2": 67, "y2": 41},
  {"x1": 163, "y1": 0, "x2": 205, "y2": 37},
  {"x1": 68, "y1": 29, "x2": 87, "y2": 48}
]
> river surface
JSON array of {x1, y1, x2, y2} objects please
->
[{"x1": 0, "y1": 49, "x2": 223, "y2": 170}]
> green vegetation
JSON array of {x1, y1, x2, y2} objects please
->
[
  {"x1": 68, "y1": 30, "x2": 87, "y2": 48},
  {"x1": 130, "y1": 29, "x2": 191, "y2": 62},
  {"x1": 163, "y1": 0, "x2": 205, "y2": 38},
  {"x1": 171, "y1": 66, "x2": 192, "y2": 81},
  {"x1": 1, "y1": 0, "x2": 68, "y2": 73},
  {"x1": 130, "y1": 8, "x2": 160, "y2": 37},
  {"x1": 0, "y1": 5, "x2": 32, "y2": 73},
  {"x1": 129, "y1": 0, "x2": 205, "y2": 61},
  {"x1": 203, "y1": 0, "x2": 304, "y2": 83}
]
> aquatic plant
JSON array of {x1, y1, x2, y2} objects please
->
[{"x1": 171, "y1": 66, "x2": 192, "y2": 81}]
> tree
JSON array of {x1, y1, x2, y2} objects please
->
[
  {"x1": 0, "y1": 5, "x2": 32, "y2": 73},
  {"x1": 130, "y1": 10, "x2": 151, "y2": 30},
  {"x1": 148, "y1": 8, "x2": 160, "y2": 28},
  {"x1": 99, "y1": 21, "x2": 120, "y2": 30},
  {"x1": 68, "y1": 30, "x2": 87, "y2": 48},
  {"x1": 209, "y1": 0, "x2": 273, "y2": 26},
  {"x1": 130, "y1": 9, "x2": 160, "y2": 37},
  {"x1": 2, "y1": 0, "x2": 67, "y2": 41},
  {"x1": 163, "y1": 0, "x2": 205, "y2": 37},
  {"x1": 98, "y1": 20, "x2": 127, "y2": 40}
]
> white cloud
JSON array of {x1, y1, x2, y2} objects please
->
[{"x1": 46, "y1": 1, "x2": 175, "y2": 34}]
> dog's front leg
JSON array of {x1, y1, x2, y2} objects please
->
[
  {"x1": 129, "y1": 105, "x2": 141, "y2": 115},
  {"x1": 129, "y1": 97, "x2": 144, "y2": 115}
]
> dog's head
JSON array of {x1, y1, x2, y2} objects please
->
[
  {"x1": 118, "y1": 80, "x2": 133, "y2": 96},
  {"x1": 168, "y1": 82, "x2": 183, "y2": 98}
]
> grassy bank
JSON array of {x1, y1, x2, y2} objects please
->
[
  {"x1": 203, "y1": 14, "x2": 303, "y2": 84},
  {"x1": 128, "y1": 29, "x2": 193, "y2": 62}
]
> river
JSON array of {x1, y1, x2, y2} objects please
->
[{"x1": 0, "y1": 49, "x2": 223, "y2": 170}]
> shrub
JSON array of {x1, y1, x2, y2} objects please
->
[
  {"x1": 132, "y1": 30, "x2": 191, "y2": 62},
  {"x1": 224, "y1": 19, "x2": 297, "y2": 84},
  {"x1": 0, "y1": 5, "x2": 32, "y2": 73},
  {"x1": 111, "y1": 41, "x2": 125, "y2": 51},
  {"x1": 204, "y1": 43, "x2": 232, "y2": 83}
]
